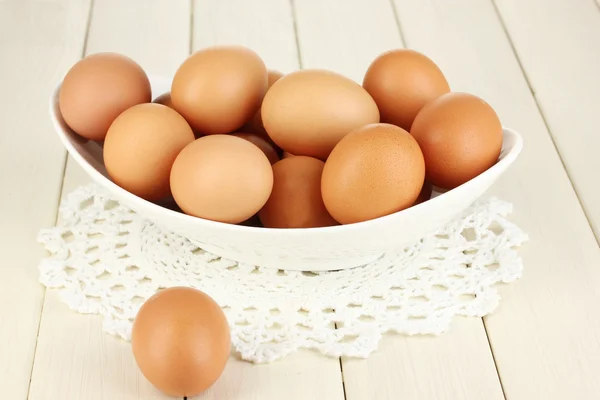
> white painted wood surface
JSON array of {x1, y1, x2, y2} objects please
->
[
  {"x1": 0, "y1": 0, "x2": 91, "y2": 398},
  {"x1": 2, "y1": 0, "x2": 600, "y2": 399},
  {"x1": 493, "y1": 0, "x2": 600, "y2": 240},
  {"x1": 392, "y1": 0, "x2": 600, "y2": 399}
]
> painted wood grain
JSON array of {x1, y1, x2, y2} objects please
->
[
  {"x1": 0, "y1": 0, "x2": 91, "y2": 398},
  {"x1": 292, "y1": 1, "x2": 505, "y2": 399},
  {"x1": 28, "y1": 1, "x2": 190, "y2": 399},
  {"x1": 191, "y1": 0, "x2": 345, "y2": 398},
  {"x1": 493, "y1": 0, "x2": 600, "y2": 240},
  {"x1": 393, "y1": 0, "x2": 600, "y2": 398}
]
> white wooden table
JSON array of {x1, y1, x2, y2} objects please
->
[{"x1": 2, "y1": 0, "x2": 600, "y2": 399}]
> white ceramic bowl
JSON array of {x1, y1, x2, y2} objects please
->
[{"x1": 50, "y1": 75, "x2": 523, "y2": 271}]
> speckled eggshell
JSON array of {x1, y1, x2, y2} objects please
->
[
  {"x1": 321, "y1": 123, "x2": 425, "y2": 224},
  {"x1": 259, "y1": 156, "x2": 337, "y2": 228},
  {"x1": 363, "y1": 49, "x2": 450, "y2": 131},
  {"x1": 131, "y1": 287, "x2": 230, "y2": 397},
  {"x1": 410, "y1": 92, "x2": 503, "y2": 189}
]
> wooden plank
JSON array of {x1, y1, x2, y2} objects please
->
[
  {"x1": 28, "y1": 1, "x2": 190, "y2": 399},
  {"x1": 0, "y1": 1, "x2": 91, "y2": 398},
  {"x1": 193, "y1": 0, "x2": 299, "y2": 74},
  {"x1": 191, "y1": 1, "x2": 345, "y2": 399},
  {"x1": 493, "y1": 0, "x2": 600, "y2": 239},
  {"x1": 392, "y1": 0, "x2": 600, "y2": 398},
  {"x1": 292, "y1": 1, "x2": 505, "y2": 399}
]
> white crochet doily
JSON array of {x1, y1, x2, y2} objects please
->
[{"x1": 38, "y1": 184, "x2": 528, "y2": 363}]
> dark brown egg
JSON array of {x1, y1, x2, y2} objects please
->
[
  {"x1": 321, "y1": 123, "x2": 425, "y2": 224},
  {"x1": 363, "y1": 49, "x2": 450, "y2": 131},
  {"x1": 103, "y1": 103, "x2": 195, "y2": 201},
  {"x1": 153, "y1": 92, "x2": 174, "y2": 109},
  {"x1": 171, "y1": 45, "x2": 267, "y2": 134},
  {"x1": 410, "y1": 92, "x2": 503, "y2": 189},
  {"x1": 131, "y1": 287, "x2": 230, "y2": 397},
  {"x1": 232, "y1": 132, "x2": 280, "y2": 164},
  {"x1": 59, "y1": 52, "x2": 151, "y2": 141},
  {"x1": 259, "y1": 156, "x2": 337, "y2": 228}
]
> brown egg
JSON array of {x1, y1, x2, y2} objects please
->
[
  {"x1": 232, "y1": 132, "x2": 279, "y2": 164},
  {"x1": 262, "y1": 69, "x2": 380, "y2": 160},
  {"x1": 59, "y1": 52, "x2": 151, "y2": 141},
  {"x1": 322, "y1": 123, "x2": 425, "y2": 224},
  {"x1": 153, "y1": 92, "x2": 174, "y2": 108},
  {"x1": 410, "y1": 92, "x2": 503, "y2": 189},
  {"x1": 170, "y1": 135, "x2": 273, "y2": 224},
  {"x1": 104, "y1": 103, "x2": 195, "y2": 201},
  {"x1": 243, "y1": 70, "x2": 284, "y2": 136},
  {"x1": 363, "y1": 49, "x2": 450, "y2": 131},
  {"x1": 259, "y1": 156, "x2": 337, "y2": 228},
  {"x1": 171, "y1": 45, "x2": 267, "y2": 134},
  {"x1": 132, "y1": 287, "x2": 230, "y2": 397}
]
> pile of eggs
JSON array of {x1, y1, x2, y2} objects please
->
[{"x1": 59, "y1": 45, "x2": 503, "y2": 228}]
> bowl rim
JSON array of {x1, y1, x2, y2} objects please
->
[{"x1": 50, "y1": 79, "x2": 523, "y2": 237}]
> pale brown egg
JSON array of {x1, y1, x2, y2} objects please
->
[
  {"x1": 103, "y1": 103, "x2": 195, "y2": 201},
  {"x1": 59, "y1": 52, "x2": 151, "y2": 141},
  {"x1": 243, "y1": 70, "x2": 284, "y2": 136},
  {"x1": 261, "y1": 69, "x2": 380, "y2": 160},
  {"x1": 259, "y1": 156, "x2": 337, "y2": 228},
  {"x1": 232, "y1": 132, "x2": 279, "y2": 164},
  {"x1": 321, "y1": 123, "x2": 425, "y2": 224},
  {"x1": 170, "y1": 135, "x2": 273, "y2": 224},
  {"x1": 410, "y1": 92, "x2": 503, "y2": 189},
  {"x1": 363, "y1": 49, "x2": 450, "y2": 131},
  {"x1": 171, "y1": 45, "x2": 267, "y2": 134},
  {"x1": 131, "y1": 287, "x2": 230, "y2": 397},
  {"x1": 153, "y1": 92, "x2": 174, "y2": 108}
]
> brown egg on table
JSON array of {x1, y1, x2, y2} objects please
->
[
  {"x1": 321, "y1": 123, "x2": 425, "y2": 224},
  {"x1": 232, "y1": 132, "x2": 279, "y2": 164},
  {"x1": 153, "y1": 92, "x2": 174, "y2": 109},
  {"x1": 132, "y1": 287, "x2": 230, "y2": 397},
  {"x1": 261, "y1": 69, "x2": 380, "y2": 160},
  {"x1": 171, "y1": 45, "x2": 268, "y2": 135},
  {"x1": 410, "y1": 92, "x2": 503, "y2": 190},
  {"x1": 363, "y1": 49, "x2": 450, "y2": 131},
  {"x1": 259, "y1": 156, "x2": 337, "y2": 228},
  {"x1": 59, "y1": 52, "x2": 151, "y2": 141},
  {"x1": 243, "y1": 70, "x2": 284, "y2": 137},
  {"x1": 170, "y1": 135, "x2": 273, "y2": 224},
  {"x1": 103, "y1": 103, "x2": 195, "y2": 202}
]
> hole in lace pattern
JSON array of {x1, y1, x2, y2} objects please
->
[
  {"x1": 322, "y1": 308, "x2": 334, "y2": 314},
  {"x1": 488, "y1": 221, "x2": 504, "y2": 235},
  {"x1": 339, "y1": 334, "x2": 359, "y2": 343},
  {"x1": 125, "y1": 265, "x2": 139, "y2": 273},
  {"x1": 348, "y1": 303, "x2": 362, "y2": 309},
  {"x1": 297, "y1": 309, "x2": 309, "y2": 317},
  {"x1": 459, "y1": 294, "x2": 476, "y2": 301},
  {"x1": 358, "y1": 314, "x2": 375, "y2": 322},
  {"x1": 87, "y1": 232, "x2": 103, "y2": 239},
  {"x1": 96, "y1": 271, "x2": 110, "y2": 280},
  {"x1": 461, "y1": 227, "x2": 476, "y2": 241},
  {"x1": 236, "y1": 320, "x2": 250, "y2": 327},
  {"x1": 104, "y1": 200, "x2": 119, "y2": 210},
  {"x1": 432, "y1": 284, "x2": 448, "y2": 292},
  {"x1": 111, "y1": 284, "x2": 126, "y2": 293},
  {"x1": 408, "y1": 315, "x2": 426, "y2": 321},
  {"x1": 270, "y1": 322, "x2": 283, "y2": 330},
  {"x1": 295, "y1": 323, "x2": 311, "y2": 331},
  {"x1": 387, "y1": 305, "x2": 402, "y2": 311},
  {"x1": 486, "y1": 263, "x2": 500, "y2": 271},
  {"x1": 302, "y1": 271, "x2": 319, "y2": 278},
  {"x1": 132, "y1": 296, "x2": 145, "y2": 306},
  {"x1": 270, "y1": 308, "x2": 281, "y2": 316},
  {"x1": 80, "y1": 197, "x2": 93, "y2": 210},
  {"x1": 61, "y1": 231, "x2": 75, "y2": 242},
  {"x1": 409, "y1": 295, "x2": 429, "y2": 303},
  {"x1": 85, "y1": 246, "x2": 99, "y2": 254},
  {"x1": 64, "y1": 266, "x2": 75, "y2": 276}
]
